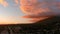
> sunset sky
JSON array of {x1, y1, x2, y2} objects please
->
[
  {"x1": 0, "y1": 0, "x2": 32, "y2": 24},
  {"x1": 0, "y1": 0, "x2": 60, "y2": 24}
]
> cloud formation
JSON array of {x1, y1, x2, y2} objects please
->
[
  {"x1": 20, "y1": 0, "x2": 60, "y2": 16},
  {"x1": 20, "y1": 0, "x2": 46, "y2": 16},
  {"x1": 0, "y1": 0, "x2": 8, "y2": 7},
  {"x1": 22, "y1": 15, "x2": 49, "y2": 22},
  {"x1": 15, "y1": 0, "x2": 19, "y2": 5},
  {"x1": 20, "y1": 0, "x2": 60, "y2": 22}
]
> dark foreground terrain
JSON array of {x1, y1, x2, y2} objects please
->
[{"x1": 0, "y1": 16, "x2": 60, "y2": 34}]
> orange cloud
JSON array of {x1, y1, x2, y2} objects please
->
[
  {"x1": 0, "y1": 0, "x2": 8, "y2": 7},
  {"x1": 20, "y1": 0, "x2": 52, "y2": 16},
  {"x1": 22, "y1": 15, "x2": 49, "y2": 22},
  {"x1": 20, "y1": 0, "x2": 60, "y2": 16},
  {"x1": 15, "y1": 0, "x2": 19, "y2": 5},
  {"x1": 20, "y1": 0, "x2": 60, "y2": 23},
  {"x1": 30, "y1": 17, "x2": 49, "y2": 22}
]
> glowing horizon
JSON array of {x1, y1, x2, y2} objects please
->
[
  {"x1": 0, "y1": 0, "x2": 32, "y2": 24},
  {"x1": 0, "y1": 0, "x2": 60, "y2": 24}
]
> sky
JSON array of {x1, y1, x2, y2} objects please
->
[
  {"x1": 0, "y1": 0, "x2": 32, "y2": 24},
  {"x1": 0, "y1": 0, "x2": 60, "y2": 24}
]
